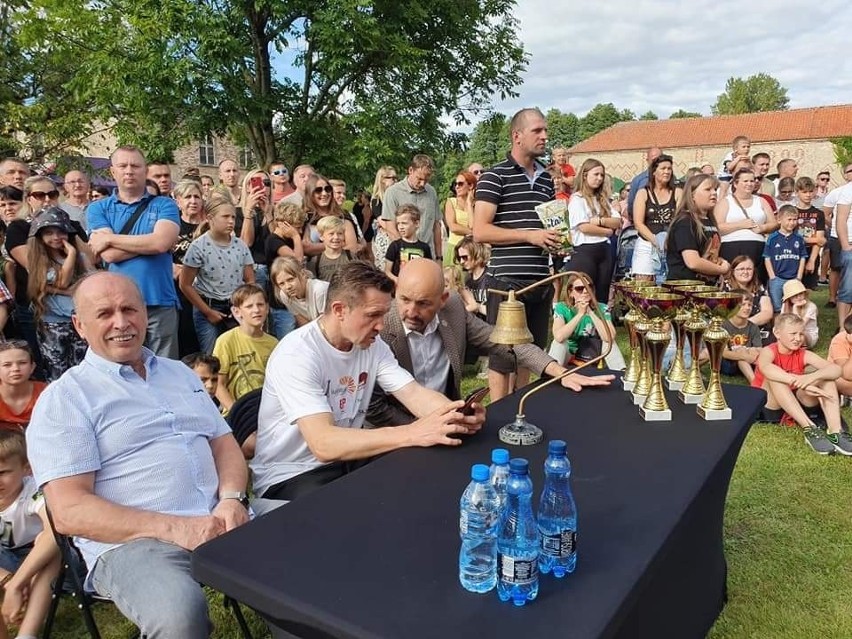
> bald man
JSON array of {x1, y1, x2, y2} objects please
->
[
  {"x1": 367, "y1": 260, "x2": 613, "y2": 426},
  {"x1": 27, "y1": 272, "x2": 248, "y2": 637}
]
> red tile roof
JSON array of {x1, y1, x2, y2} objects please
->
[{"x1": 568, "y1": 105, "x2": 852, "y2": 153}]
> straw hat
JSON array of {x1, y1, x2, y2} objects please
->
[{"x1": 781, "y1": 279, "x2": 807, "y2": 303}]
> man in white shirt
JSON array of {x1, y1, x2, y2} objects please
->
[
  {"x1": 252, "y1": 261, "x2": 485, "y2": 501},
  {"x1": 822, "y1": 163, "x2": 852, "y2": 312}
]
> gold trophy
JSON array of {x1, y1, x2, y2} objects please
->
[
  {"x1": 676, "y1": 286, "x2": 719, "y2": 404},
  {"x1": 661, "y1": 280, "x2": 703, "y2": 391},
  {"x1": 623, "y1": 286, "x2": 668, "y2": 405},
  {"x1": 613, "y1": 281, "x2": 645, "y2": 392},
  {"x1": 634, "y1": 293, "x2": 686, "y2": 421},
  {"x1": 692, "y1": 291, "x2": 743, "y2": 420}
]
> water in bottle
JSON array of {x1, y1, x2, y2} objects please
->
[
  {"x1": 459, "y1": 463, "x2": 501, "y2": 593},
  {"x1": 497, "y1": 458, "x2": 540, "y2": 606},
  {"x1": 489, "y1": 448, "x2": 510, "y2": 511},
  {"x1": 538, "y1": 439, "x2": 578, "y2": 577}
]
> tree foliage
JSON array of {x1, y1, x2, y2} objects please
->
[
  {"x1": 669, "y1": 109, "x2": 702, "y2": 119},
  {"x1": 712, "y1": 73, "x2": 790, "y2": 115},
  {"x1": 577, "y1": 103, "x2": 635, "y2": 140},
  {"x1": 639, "y1": 111, "x2": 658, "y2": 121},
  {"x1": 832, "y1": 138, "x2": 852, "y2": 169},
  {"x1": 6, "y1": 0, "x2": 527, "y2": 187}
]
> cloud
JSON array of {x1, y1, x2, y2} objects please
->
[{"x1": 492, "y1": 0, "x2": 852, "y2": 118}]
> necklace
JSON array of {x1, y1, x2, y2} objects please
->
[{"x1": 317, "y1": 317, "x2": 332, "y2": 345}]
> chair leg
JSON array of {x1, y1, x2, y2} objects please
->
[
  {"x1": 224, "y1": 595, "x2": 253, "y2": 639},
  {"x1": 78, "y1": 598, "x2": 101, "y2": 639},
  {"x1": 41, "y1": 559, "x2": 68, "y2": 639}
]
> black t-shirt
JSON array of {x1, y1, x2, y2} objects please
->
[
  {"x1": 173, "y1": 219, "x2": 199, "y2": 265},
  {"x1": 235, "y1": 207, "x2": 269, "y2": 264},
  {"x1": 385, "y1": 239, "x2": 432, "y2": 276},
  {"x1": 465, "y1": 270, "x2": 499, "y2": 320},
  {"x1": 264, "y1": 234, "x2": 294, "y2": 268},
  {"x1": 666, "y1": 216, "x2": 720, "y2": 281},
  {"x1": 796, "y1": 206, "x2": 825, "y2": 247},
  {"x1": 5, "y1": 218, "x2": 88, "y2": 305}
]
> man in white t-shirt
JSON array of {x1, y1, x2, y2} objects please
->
[
  {"x1": 831, "y1": 179, "x2": 852, "y2": 327},
  {"x1": 823, "y1": 165, "x2": 852, "y2": 310},
  {"x1": 251, "y1": 261, "x2": 485, "y2": 501}
]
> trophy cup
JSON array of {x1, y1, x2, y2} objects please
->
[
  {"x1": 635, "y1": 293, "x2": 686, "y2": 421},
  {"x1": 692, "y1": 291, "x2": 743, "y2": 420},
  {"x1": 613, "y1": 281, "x2": 645, "y2": 392},
  {"x1": 662, "y1": 282, "x2": 716, "y2": 391},
  {"x1": 623, "y1": 286, "x2": 668, "y2": 405},
  {"x1": 676, "y1": 286, "x2": 719, "y2": 404}
]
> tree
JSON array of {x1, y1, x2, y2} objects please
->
[
  {"x1": 712, "y1": 73, "x2": 790, "y2": 115},
  {"x1": 832, "y1": 138, "x2": 852, "y2": 169},
  {"x1": 669, "y1": 109, "x2": 702, "y2": 119},
  {"x1": 8, "y1": 0, "x2": 527, "y2": 188},
  {"x1": 546, "y1": 109, "x2": 581, "y2": 149},
  {"x1": 465, "y1": 113, "x2": 510, "y2": 169},
  {"x1": 639, "y1": 111, "x2": 659, "y2": 121},
  {"x1": 578, "y1": 103, "x2": 635, "y2": 141}
]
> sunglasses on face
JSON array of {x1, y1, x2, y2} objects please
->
[
  {"x1": 314, "y1": 185, "x2": 333, "y2": 195},
  {"x1": 29, "y1": 190, "x2": 59, "y2": 200},
  {"x1": 572, "y1": 285, "x2": 587, "y2": 293},
  {"x1": 271, "y1": 169, "x2": 288, "y2": 176},
  {"x1": 457, "y1": 254, "x2": 470, "y2": 261},
  {"x1": 454, "y1": 181, "x2": 468, "y2": 187},
  {"x1": 472, "y1": 170, "x2": 483, "y2": 175}
]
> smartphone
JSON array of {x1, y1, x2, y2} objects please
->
[
  {"x1": 250, "y1": 175, "x2": 264, "y2": 191},
  {"x1": 462, "y1": 386, "x2": 489, "y2": 416}
]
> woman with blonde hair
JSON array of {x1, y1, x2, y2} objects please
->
[
  {"x1": 370, "y1": 165, "x2": 398, "y2": 268},
  {"x1": 567, "y1": 159, "x2": 621, "y2": 302},
  {"x1": 549, "y1": 272, "x2": 617, "y2": 367},
  {"x1": 236, "y1": 168, "x2": 274, "y2": 286},
  {"x1": 172, "y1": 179, "x2": 206, "y2": 356},
  {"x1": 443, "y1": 170, "x2": 476, "y2": 266}
]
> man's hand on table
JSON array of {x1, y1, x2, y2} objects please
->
[
  {"x1": 405, "y1": 400, "x2": 485, "y2": 447},
  {"x1": 560, "y1": 372, "x2": 615, "y2": 392}
]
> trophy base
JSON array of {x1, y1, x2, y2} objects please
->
[
  {"x1": 679, "y1": 391, "x2": 703, "y2": 405},
  {"x1": 623, "y1": 379, "x2": 636, "y2": 392},
  {"x1": 498, "y1": 419, "x2": 543, "y2": 446},
  {"x1": 665, "y1": 379, "x2": 685, "y2": 392},
  {"x1": 697, "y1": 405, "x2": 732, "y2": 421},
  {"x1": 640, "y1": 406, "x2": 672, "y2": 421},
  {"x1": 632, "y1": 392, "x2": 648, "y2": 405}
]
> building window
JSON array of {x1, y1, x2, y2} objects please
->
[
  {"x1": 239, "y1": 146, "x2": 255, "y2": 170},
  {"x1": 199, "y1": 135, "x2": 216, "y2": 166}
]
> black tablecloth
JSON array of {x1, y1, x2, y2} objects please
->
[{"x1": 193, "y1": 380, "x2": 763, "y2": 639}]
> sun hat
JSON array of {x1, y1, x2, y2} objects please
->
[
  {"x1": 29, "y1": 206, "x2": 74, "y2": 238},
  {"x1": 781, "y1": 279, "x2": 807, "y2": 303}
]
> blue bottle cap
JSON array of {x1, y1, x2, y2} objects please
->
[
  {"x1": 548, "y1": 440, "x2": 567, "y2": 455},
  {"x1": 471, "y1": 464, "x2": 490, "y2": 481},
  {"x1": 491, "y1": 448, "x2": 509, "y2": 464},
  {"x1": 509, "y1": 458, "x2": 529, "y2": 475}
]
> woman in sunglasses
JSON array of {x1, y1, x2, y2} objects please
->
[
  {"x1": 370, "y1": 166, "x2": 398, "y2": 269},
  {"x1": 443, "y1": 170, "x2": 476, "y2": 266},
  {"x1": 548, "y1": 272, "x2": 616, "y2": 366},
  {"x1": 301, "y1": 174, "x2": 359, "y2": 257}
]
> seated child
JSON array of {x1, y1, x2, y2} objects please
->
[
  {"x1": 181, "y1": 352, "x2": 221, "y2": 409},
  {"x1": 752, "y1": 313, "x2": 852, "y2": 456},
  {"x1": 384, "y1": 203, "x2": 432, "y2": 283},
  {"x1": 271, "y1": 256, "x2": 329, "y2": 327},
  {"x1": 721, "y1": 290, "x2": 762, "y2": 382},
  {"x1": 827, "y1": 312, "x2": 852, "y2": 401},
  {"x1": 0, "y1": 342, "x2": 46, "y2": 432},
  {"x1": 780, "y1": 279, "x2": 818, "y2": 348},
  {"x1": 0, "y1": 430, "x2": 60, "y2": 639},
  {"x1": 549, "y1": 273, "x2": 616, "y2": 366},
  {"x1": 212, "y1": 284, "x2": 278, "y2": 417}
]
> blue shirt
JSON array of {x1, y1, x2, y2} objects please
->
[
  {"x1": 763, "y1": 230, "x2": 808, "y2": 279},
  {"x1": 26, "y1": 348, "x2": 230, "y2": 572},
  {"x1": 87, "y1": 192, "x2": 180, "y2": 307},
  {"x1": 626, "y1": 171, "x2": 650, "y2": 219}
]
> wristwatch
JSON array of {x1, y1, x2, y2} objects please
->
[{"x1": 220, "y1": 491, "x2": 250, "y2": 508}]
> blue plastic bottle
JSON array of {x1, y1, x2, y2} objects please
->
[
  {"x1": 489, "y1": 448, "x2": 510, "y2": 512},
  {"x1": 538, "y1": 440, "x2": 578, "y2": 577},
  {"x1": 459, "y1": 464, "x2": 500, "y2": 593},
  {"x1": 497, "y1": 458, "x2": 540, "y2": 605}
]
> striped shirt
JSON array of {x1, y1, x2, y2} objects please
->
[
  {"x1": 27, "y1": 348, "x2": 231, "y2": 573},
  {"x1": 475, "y1": 154, "x2": 554, "y2": 280}
]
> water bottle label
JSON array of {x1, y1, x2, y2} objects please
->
[
  {"x1": 542, "y1": 530, "x2": 577, "y2": 558},
  {"x1": 459, "y1": 511, "x2": 468, "y2": 535},
  {"x1": 499, "y1": 555, "x2": 538, "y2": 585}
]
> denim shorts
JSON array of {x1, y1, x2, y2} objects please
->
[
  {"x1": 0, "y1": 544, "x2": 31, "y2": 573},
  {"x1": 838, "y1": 250, "x2": 852, "y2": 303}
]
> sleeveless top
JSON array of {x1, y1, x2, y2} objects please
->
[
  {"x1": 751, "y1": 341, "x2": 805, "y2": 389},
  {"x1": 643, "y1": 187, "x2": 676, "y2": 234},
  {"x1": 446, "y1": 197, "x2": 471, "y2": 247},
  {"x1": 721, "y1": 193, "x2": 767, "y2": 244}
]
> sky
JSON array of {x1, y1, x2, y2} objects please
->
[{"x1": 490, "y1": 0, "x2": 852, "y2": 118}]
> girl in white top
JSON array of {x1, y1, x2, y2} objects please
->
[
  {"x1": 270, "y1": 256, "x2": 329, "y2": 327},
  {"x1": 715, "y1": 168, "x2": 776, "y2": 282},
  {"x1": 567, "y1": 159, "x2": 621, "y2": 303}
]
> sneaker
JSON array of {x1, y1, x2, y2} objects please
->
[
  {"x1": 826, "y1": 432, "x2": 852, "y2": 456},
  {"x1": 803, "y1": 427, "x2": 835, "y2": 455},
  {"x1": 825, "y1": 300, "x2": 837, "y2": 308},
  {"x1": 818, "y1": 279, "x2": 829, "y2": 286},
  {"x1": 841, "y1": 395, "x2": 852, "y2": 408}
]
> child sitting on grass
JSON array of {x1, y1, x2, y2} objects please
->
[
  {"x1": 780, "y1": 279, "x2": 818, "y2": 348},
  {"x1": 0, "y1": 431, "x2": 59, "y2": 639},
  {"x1": 752, "y1": 313, "x2": 852, "y2": 456},
  {"x1": 0, "y1": 342, "x2": 46, "y2": 432},
  {"x1": 720, "y1": 290, "x2": 762, "y2": 383},
  {"x1": 827, "y1": 312, "x2": 852, "y2": 404}
]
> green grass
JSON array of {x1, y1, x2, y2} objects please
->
[{"x1": 50, "y1": 286, "x2": 852, "y2": 638}]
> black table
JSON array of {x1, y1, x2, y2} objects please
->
[{"x1": 193, "y1": 381, "x2": 763, "y2": 639}]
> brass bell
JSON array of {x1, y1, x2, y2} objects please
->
[{"x1": 489, "y1": 290, "x2": 533, "y2": 345}]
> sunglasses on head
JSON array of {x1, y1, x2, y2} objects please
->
[
  {"x1": 314, "y1": 185, "x2": 333, "y2": 194},
  {"x1": 271, "y1": 169, "x2": 288, "y2": 176},
  {"x1": 29, "y1": 190, "x2": 59, "y2": 200}
]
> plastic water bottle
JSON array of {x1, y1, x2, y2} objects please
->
[
  {"x1": 459, "y1": 464, "x2": 500, "y2": 593},
  {"x1": 538, "y1": 440, "x2": 578, "y2": 577},
  {"x1": 489, "y1": 448, "x2": 510, "y2": 511},
  {"x1": 497, "y1": 458, "x2": 540, "y2": 606}
]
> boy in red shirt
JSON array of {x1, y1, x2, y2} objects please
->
[{"x1": 752, "y1": 313, "x2": 852, "y2": 455}]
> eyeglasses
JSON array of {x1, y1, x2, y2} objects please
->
[
  {"x1": 383, "y1": 175, "x2": 397, "y2": 181},
  {"x1": 454, "y1": 181, "x2": 467, "y2": 187},
  {"x1": 472, "y1": 170, "x2": 483, "y2": 175},
  {"x1": 314, "y1": 185, "x2": 333, "y2": 195},
  {"x1": 271, "y1": 169, "x2": 288, "y2": 176},
  {"x1": 572, "y1": 285, "x2": 587, "y2": 293},
  {"x1": 457, "y1": 253, "x2": 470, "y2": 261},
  {"x1": 29, "y1": 190, "x2": 59, "y2": 200}
]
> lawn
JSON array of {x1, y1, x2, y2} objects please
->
[{"x1": 47, "y1": 285, "x2": 852, "y2": 638}]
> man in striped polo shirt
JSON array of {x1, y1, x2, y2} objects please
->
[{"x1": 473, "y1": 108, "x2": 562, "y2": 400}]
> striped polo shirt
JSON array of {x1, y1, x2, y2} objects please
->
[{"x1": 475, "y1": 154, "x2": 554, "y2": 280}]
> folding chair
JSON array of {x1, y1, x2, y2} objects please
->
[{"x1": 41, "y1": 508, "x2": 253, "y2": 639}]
